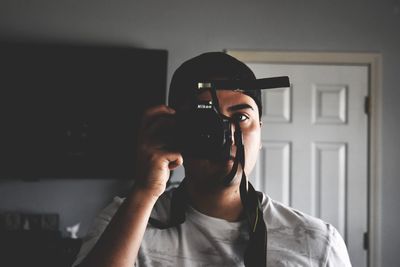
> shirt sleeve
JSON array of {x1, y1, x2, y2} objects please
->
[
  {"x1": 324, "y1": 225, "x2": 352, "y2": 267},
  {"x1": 72, "y1": 196, "x2": 124, "y2": 267}
]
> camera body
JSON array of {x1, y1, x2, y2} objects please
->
[{"x1": 171, "y1": 101, "x2": 232, "y2": 161}]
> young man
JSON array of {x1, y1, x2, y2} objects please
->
[{"x1": 73, "y1": 52, "x2": 352, "y2": 266}]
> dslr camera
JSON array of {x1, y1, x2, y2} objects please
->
[{"x1": 172, "y1": 100, "x2": 233, "y2": 161}]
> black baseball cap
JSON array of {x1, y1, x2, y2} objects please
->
[{"x1": 168, "y1": 52, "x2": 262, "y2": 118}]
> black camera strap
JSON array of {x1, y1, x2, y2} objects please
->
[{"x1": 228, "y1": 121, "x2": 267, "y2": 267}]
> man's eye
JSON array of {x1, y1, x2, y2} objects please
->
[{"x1": 233, "y1": 114, "x2": 249, "y2": 122}]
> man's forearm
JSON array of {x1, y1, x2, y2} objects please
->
[{"x1": 79, "y1": 187, "x2": 158, "y2": 267}]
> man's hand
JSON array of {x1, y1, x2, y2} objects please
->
[{"x1": 134, "y1": 105, "x2": 183, "y2": 198}]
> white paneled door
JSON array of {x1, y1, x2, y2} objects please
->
[{"x1": 249, "y1": 63, "x2": 368, "y2": 267}]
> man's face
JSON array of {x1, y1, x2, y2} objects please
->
[{"x1": 183, "y1": 89, "x2": 261, "y2": 189}]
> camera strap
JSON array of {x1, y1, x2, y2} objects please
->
[{"x1": 228, "y1": 121, "x2": 267, "y2": 267}]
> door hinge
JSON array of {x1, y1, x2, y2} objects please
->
[
  {"x1": 363, "y1": 232, "x2": 369, "y2": 250},
  {"x1": 364, "y1": 96, "x2": 370, "y2": 115}
]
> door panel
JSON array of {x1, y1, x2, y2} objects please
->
[
  {"x1": 248, "y1": 63, "x2": 368, "y2": 267},
  {"x1": 254, "y1": 141, "x2": 291, "y2": 206},
  {"x1": 312, "y1": 141, "x2": 347, "y2": 235}
]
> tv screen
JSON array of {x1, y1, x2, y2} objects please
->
[{"x1": 0, "y1": 42, "x2": 167, "y2": 179}]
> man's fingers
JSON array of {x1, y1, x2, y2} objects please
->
[
  {"x1": 168, "y1": 156, "x2": 183, "y2": 170},
  {"x1": 160, "y1": 151, "x2": 183, "y2": 170}
]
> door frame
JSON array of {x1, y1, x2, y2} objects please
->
[{"x1": 226, "y1": 50, "x2": 382, "y2": 267}]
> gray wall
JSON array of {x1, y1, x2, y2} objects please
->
[{"x1": 0, "y1": 0, "x2": 399, "y2": 266}]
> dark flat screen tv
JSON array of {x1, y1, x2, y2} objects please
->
[{"x1": 0, "y1": 42, "x2": 167, "y2": 179}]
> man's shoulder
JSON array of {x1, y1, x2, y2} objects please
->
[
  {"x1": 261, "y1": 193, "x2": 330, "y2": 232},
  {"x1": 261, "y1": 194, "x2": 347, "y2": 265}
]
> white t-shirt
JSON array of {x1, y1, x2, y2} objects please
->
[{"x1": 73, "y1": 188, "x2": 352, "y2": 266}]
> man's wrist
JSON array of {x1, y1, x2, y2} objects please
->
[
  {"x1": 129, "y1": 185, "x2": 163, "y2": 205},
  {"x1": 132, "y1": 180, "x2": 166, "y2": 198}
]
